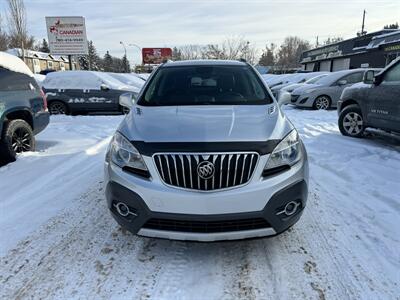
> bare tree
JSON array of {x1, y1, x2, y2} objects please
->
[
  {"x1": 0, "y1": 13, "x2": 9, "y2": 51},
  {"x1": 276, "y1": 36, "x2": 310, "y2": 72},
  {"x1": 6, "y1": 0, "x2": 34, "y2": 60},
  {"x1": 179, "y1": 37, "x2": 259, "y2": 64},
  {"x1": 179, "y1": 44, "x2": 205, "y2": 60}
]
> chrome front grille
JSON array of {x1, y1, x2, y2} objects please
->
[{"x1": 153, "y1": 152, "x2": 259, "y2": 191}]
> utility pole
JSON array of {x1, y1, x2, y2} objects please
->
[
  {"x1": 361, "y1": 9, "x2": 366, "y2": 36},
  {"x1": 316, "y1": 36, "x2": 319, "y2": 47}
]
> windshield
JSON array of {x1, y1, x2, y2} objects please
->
[
  {"x1": 139, "y1": 65, "x2": 273, "y2": 106},
  {"x1": 305, "y1": 74, "x2": 328, "y2": 84}
]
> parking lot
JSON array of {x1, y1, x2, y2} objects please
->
[{"x1": 1, "y1": 108, "x2": 399, "y2": 299}]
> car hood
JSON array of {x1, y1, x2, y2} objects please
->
[
  {"x1": 119, "y1": 104, "x2": 293, "y2": 143},
  {"x1": 291, "y1": 83, "x2": 321, "y2": 95}
]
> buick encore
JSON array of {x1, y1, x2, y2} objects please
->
[{"x1": 105, "y1": 60, "x2": 309, "y2": 241}]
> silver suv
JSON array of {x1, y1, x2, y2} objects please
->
[{"x1": 104, "y1": 60, "x2": 309, "y2": 241}]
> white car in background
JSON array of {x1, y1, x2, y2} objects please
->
[{"x1": 280, "y1": 73, "x2": 330, "y2": 93}]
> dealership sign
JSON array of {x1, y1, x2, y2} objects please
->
[
  {"x1": 46, "y1": 16, "x2": 88, "y2": 55},
  {"x1": 142, "y1": 48, "x2": 172, "y2": 64}
]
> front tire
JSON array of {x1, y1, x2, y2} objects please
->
[
  {"x1": 121, "y1": 106, "x2": 130, "y2": 115},
  {"x1": 49, "y1": 101, "x2": 68, "y2": 115},
  {"x1": 313, "y1": 96, "x2": 331, "y2": 110},
  {"x1": 0, "y1": 119, "x2": 35, "y2": 163},
  {"x1": 338, "y1": 104, "x2": 365, "y2": 138}
]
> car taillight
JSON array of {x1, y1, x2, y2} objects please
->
[{"x1": 40, "y1": 88, "x2": 48, "y2": 111}]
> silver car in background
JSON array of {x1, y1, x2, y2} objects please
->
[
  {"x1": 290, "y1": 69, "x2": 380, "y2": 110},
  {"x1": 280, "y1": 73, "x2": 330, "y2": 93}
]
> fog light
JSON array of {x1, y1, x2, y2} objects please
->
[
  {"x1": 114, "y1": 202, "x2": 137, "y2": 218},
  {"x1": 277, "y1": 200, "x2": 301, "y2": 216}
]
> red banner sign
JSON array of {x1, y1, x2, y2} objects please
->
[{"x1": 142, "y1": 48, "x2": 172, "y2": 64}]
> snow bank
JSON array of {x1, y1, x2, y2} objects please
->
[
  {"x1": 0, "y1": 115, "x2": 123, "y2": 255},
  {"x1": 0, "y1": 51, "x2": 33, "y2": 77}
]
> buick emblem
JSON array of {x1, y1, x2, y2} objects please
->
[{"x1": 197, "y1": 161, "x2": 215, "y2": 180}]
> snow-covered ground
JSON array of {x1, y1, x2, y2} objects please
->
[{"x1": 0, "y1": 108, "x2": 399, "y2": 299}]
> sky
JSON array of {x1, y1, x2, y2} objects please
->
[{"x1": 0, "y1": 0, "x2": 399, "y2": 64}]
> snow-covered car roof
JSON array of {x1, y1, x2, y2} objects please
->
[
  {"x1": 42, "y1": 70, "x2": 139, "y2": 92},
  {"x1": 0, "y1": 51, "x2": 33, "y2": 77}
]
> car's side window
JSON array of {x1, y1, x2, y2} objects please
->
[
  {"x1": 383, "y1": 63, "x2": 400, "y2": 83},
  {"x1": 341, "y1": 72, "x2": 363, "y2": 84},
  {"x1": 0, "y1": 67, "x2": 33, "y2": 91}
]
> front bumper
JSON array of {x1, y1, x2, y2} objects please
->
[
  {"x1": 104, "y1": 151, "x2": 308, "y2": 241},
  {"x1": 291, "y1": 93, "x2": 314, "y2": 108}
]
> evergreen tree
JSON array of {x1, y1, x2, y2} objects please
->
[
  {"x1": 121, "y1": 54, "x2": 130, "y2": 72},
  {"x1": 103, "y1": 51, "x2": 113, "y2": 72},
  {"x1": 258, "y1": 43, "x2": 276, "y2": 66},
  {"x1": 39, "y1": 38, "x2": 50, "y2": 52},
  {"x1": 78, "y1": 55, "x2": 89, "y2": 70},
  {"x1": 172, "y1": 47, "x2": 182, "y2": 61},
  {"x1": 88, "y1": 41, "x2": 100, "y2": 70}
]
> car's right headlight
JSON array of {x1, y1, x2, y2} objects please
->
[
  {"x1": 263, "y1": 130, "x2": 303, "y2": 175},
  {"x1": 106, "y1": 131, "x2": 149, "y2": 176}
]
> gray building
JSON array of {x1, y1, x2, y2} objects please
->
[{"x1": 301, "y1": 30, "x2": 400, "y2": 72}]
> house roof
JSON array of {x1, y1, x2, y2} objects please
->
[{"x1": 6, "y1": 48, "x2": 70, "y2": 62}]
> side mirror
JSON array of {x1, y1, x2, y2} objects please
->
[
  {"x1": 100, "y1": 83, "x2": 110, "y2": 91},
  {"x1": 119, "y1": 92, "x2": 136, "y2": 109},
  {"x1": 277, "y1": 91, "x2": 291, "y2": 107},
  {"x1": 363, "y1": 70, "x2": 375, "y2": 84},
  {"x1": 337, "y1": 80, "x2": 347, "y2": 86},
  {"x1": 373, "y1": 74, "x2": 383, "y2": 86}
]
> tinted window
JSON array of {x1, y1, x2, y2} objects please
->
[
  {"x1": 341, "y1": 72, "x2": 363, "y2": 84},
  {"x1": 384, "y1": 63, "x2": 400, "y2": 82},
  {"x1": 140, "y1": 65, "x2": 272, "y2": 106},
  {"x1": 0, "y1": 67, "x2": 36, "y2": 91}
]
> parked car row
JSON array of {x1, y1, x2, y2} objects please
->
[
  {"x1": 267, "y1": 59, "x2": 400, "y2": 138},
  {"x1": 264, "y1": 69, "x2": 383, "y2": 110},
  {"x1": 0, "y1": 51, "x2": 149, "y2": 164}
]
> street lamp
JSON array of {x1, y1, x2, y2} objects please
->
[{"x1": 128, "y1": 43, "x2": 142, "y2": 66}]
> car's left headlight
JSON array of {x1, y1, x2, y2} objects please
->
[
  {"x1": 107, "y1": 131, "x2": 149, "y2": 176},
  {"x1": 263, "y1": 130, "x2": 303, "y2": 175}
]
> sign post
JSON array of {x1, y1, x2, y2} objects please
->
[{"x1": 46, "y1": 16, "x2": 89, "y2": 70}]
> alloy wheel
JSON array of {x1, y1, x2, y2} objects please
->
[
  {"x1": 11, "y1": 127, "x2": 32, "y2": 153},
  {"x1": 49, "y1": 102, "x2": 66, "y2": 114},
  {"x1": 343, "y1": 112, "x2": 363, "y2": 135},
  {"x1": 315, "y1": 97, "x2": 330, "y2": 110},
  {"x1": 122, "y1": 106, "x2": 130, "y2": 114}
]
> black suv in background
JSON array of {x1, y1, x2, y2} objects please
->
[
  {"x1": 42, "y1": 71, "x2": 140, "y2": 115},
  {"x1": 338, "y1": 57, "x2": 400, "y2": 138},
  {"x1": 0, "y1": 52, "x2": 49, "y2": 163}
]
